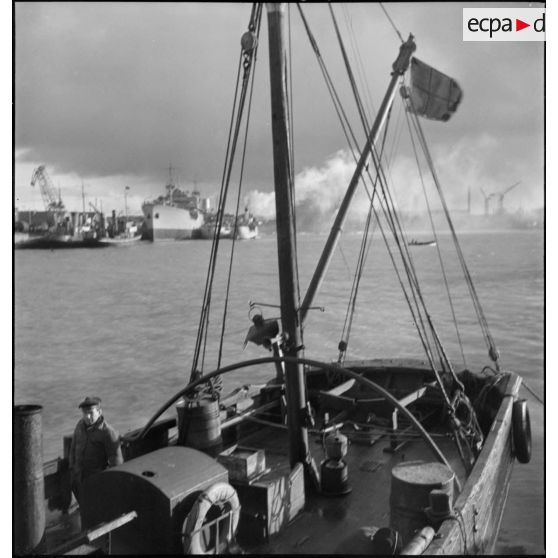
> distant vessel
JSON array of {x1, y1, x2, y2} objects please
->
[
  {"x1": 409, "y1": 239, "x2": 436, "y2": 247},
  {"x1": 14, "y1": 231, "x2": 107, "y2": 250},
  {"x1": 101, "y1": 224, "x2": 142, "y2": 246},
  {"x1": 15, "y1": 166, "x2": 107, "y2": 249},
  {"x1": 142, "y1": 168, "x2": 205, "y2": 240},
  {"x1": 199, "y1": 209, "x2": 259, "y2": 240},
  {"x1": 104, "y1": 202, "x2": 143, "y2": 246},
  {"x1": 14, "y1": 210, "x2": 107, "y2": 250},
  {"x1": 235, "y1": 208, "x2": 258, "y2": 240},
  {"x1": 199, "y1": 212, "x2": 234, "y2": 240}
]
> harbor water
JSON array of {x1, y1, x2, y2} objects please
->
[{"x1": 14, "y1": 229, "x2": 544, "y2": 554}]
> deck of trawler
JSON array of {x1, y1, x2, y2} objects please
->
[{"x1": 231, "y1": 419, "x2": 467, "y2": 554}]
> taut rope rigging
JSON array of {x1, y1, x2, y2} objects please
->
[
  {"x1": 298, "y1": 6, "x2": 484, "y2": 462},
  {"x1": 189, "y1": 3, "x2": 263, "y2": 385},
  {"x1": 403, "y1": 90, "x2": 502, "y2": 371},
  {"x1": 403, "y1": 98, "x2": 468, "y2": 367}
]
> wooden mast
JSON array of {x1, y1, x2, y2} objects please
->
[
  {"x1": 300, "y1": 35, "x2": 416, "y2": 323},
  {"x1": 266, "y1": 3, "x2": 312, "y2": 474}
]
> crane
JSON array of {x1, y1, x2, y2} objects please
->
[
  {"x1": 30, "y1": 165, "x2": 65, "y2": 212},
  {"x1": 495, "y1": 181, "x2": 521, "y2": 214}
]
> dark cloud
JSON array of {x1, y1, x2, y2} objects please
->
[{"x1": 15, "y1": 2, "x2": 544, "y2": 213}]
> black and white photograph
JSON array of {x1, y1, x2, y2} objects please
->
[{"x1": 13, "y1": 2, "x2": 545, "y2": 555}]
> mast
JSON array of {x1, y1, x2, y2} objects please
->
[
  {"x1": 300, "y1": 35, "x2": 416, "y2": 323},
  {"x1": 266, "y1": 3, "x2": 312, "y2": 473},
  {"x1": 125, "y1": 186, "x2": 130, "y2": 223},
  {"x1": 81, "y1": 179, "x2": 86, "y2": 215}
]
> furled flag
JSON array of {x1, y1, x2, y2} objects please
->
[{"x1": 409, "y1": 58, "x2": 463, "y2": 122}]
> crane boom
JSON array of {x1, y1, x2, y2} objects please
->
[
  {"x1": 502, "y1": 181, "x2": 521, "y2": 195},
  {"x1": 30, "y1": 165, "x2": 65, "y2": 212},
  {"x1": 495, "y1": 181, "x2": 521, "y2": 213}
]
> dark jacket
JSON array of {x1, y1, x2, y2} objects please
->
[{"x1": 69, "y1": 416, "x2": 123, "y2": 479}]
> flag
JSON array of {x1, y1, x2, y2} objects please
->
[{"x1": 409, "y1": 58, "x2": 463, "y2": 122}]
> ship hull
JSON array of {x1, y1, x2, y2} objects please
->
[
  {"x1": 100, "y1": 235, "x2": 143, "y2": 246},
  {"x1": 142, "y1": 203, "x2": 204, "y2": 241},
  {"x1": 14, "y1": 233, "x2": 107, "y2": 249}
]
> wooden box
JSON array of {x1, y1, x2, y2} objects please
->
[
  {"x1": 234, "y1": 461, "x2": 305, "y2": 544},
  {"x1": 217, "y1": 446, "x2": 266, "y2": 482}
]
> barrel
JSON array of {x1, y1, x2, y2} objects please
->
[
  {"x1": 389, "y1": 461, "x2": 454, "y2": 545},
  {"x1": 14, "y1": 404, "x2": 46, "y2": 554},
  {"x1": 177, "y1": 398, "x2": 222, "y2": 455}
]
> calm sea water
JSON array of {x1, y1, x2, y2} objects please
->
[{"x1": 14, "y1": 229, "x2": 544, "y2": 553}]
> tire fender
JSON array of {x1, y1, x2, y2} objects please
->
[{"x1": 512, "y1": 398, "x2": 532, "y2": 464}]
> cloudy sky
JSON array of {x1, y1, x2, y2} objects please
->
[{"x1": 13, "y1": 2, "x2": 545, "y2": 218}]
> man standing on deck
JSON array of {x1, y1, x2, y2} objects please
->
[{"x1": 69, "y1": 396, "x2": 123, "y2": 504}]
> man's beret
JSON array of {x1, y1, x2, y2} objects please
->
[{"x1": 78, "y1": 396, "x2": 102, "y2": 409}]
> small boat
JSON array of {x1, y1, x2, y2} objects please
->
[
  {"x1": 102, "y1": 221, "x2": 143, "y2": 246},
  {"x1": 15, "y1": 4, "x2": 533, "y2": 556},
  {"x1": 409, "y1": 239, "x2": 436, "y2": 247},
  {"x1": 100, "y1": 233, "x2": 142, "y2": 246},
  {"x1": 235, "y1": 208, "x2": 259, "y2": 240}
]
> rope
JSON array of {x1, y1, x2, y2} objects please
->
[
  {"x1": 379, "y1": 2, "x2": 405, "y2": 44},
  {"x1": 190, "y1": 4, "x2": 262, "y2": 383},
  {"x1": 189, "y1": 53, "x2": 243, "y2": 380},
  {"x1": 405, "y1": 95, "x2": 501, "y2": 370},
  {"x1": 340, "y1": 5, "x2": 376, "y2": 120},
  {"x1": 297, "y1": 5, "x2": 363, "y2": 163},
  {"x1": 296, "y1": 6, "x2": 474, "y2": 463},
  {"x1": 328, "y1": 4, "x2": 371, "y2": 136},
  {"x1": 403, "y1": 105, "x2": 468, "y2": 368},
  {"x1": 218, "y1": 8, "x2": 262, "y2": 369},
  {"x1": 521, "y1": 379, "x2": 544, "y2": 404},
  {"x1": 337, "y1": 124, "x2": 393, "y2": 362}
]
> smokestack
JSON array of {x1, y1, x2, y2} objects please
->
[
  {"x1": 14, "y1": 405, "x2": 46, "y2": 554},
  {"x1": 467, "y1": 186, "x2": 471, "y2": 214}
]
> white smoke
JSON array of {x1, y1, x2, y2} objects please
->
[
  {"x1": 243, "y1": 189, "x2": 276, "y2": 220},
  {"x1": 242, "y1": 136, "x2": 541, "y2": 230},
  {"x1": 244, "y1": 150, "x2": 365, "y2": 229}
]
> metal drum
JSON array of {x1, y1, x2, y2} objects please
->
[
  {"x1": 389, "y1": 461, "x2": 454, "y2": 545},
  {"x1": 14, "y1": 404, "x2": 46, "y2": 554}
]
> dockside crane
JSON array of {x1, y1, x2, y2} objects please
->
[{"x1": 30, "y1": 165, "x2": 65, "y2": 212}]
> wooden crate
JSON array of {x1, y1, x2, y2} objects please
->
[
  {"x1": 234, "y1": 462, "x2": 305, "y2": 544},
  {"x1": 217, "y1": 446, "x2": 266, "y2": 482}
]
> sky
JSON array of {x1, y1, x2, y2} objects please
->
[{"x1": 13, "y1": 2, "x2": 545, "y2": 219}]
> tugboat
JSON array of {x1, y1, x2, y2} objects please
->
[{"x1": 15, "y1": 4, "x2": 532, "y2": 555}]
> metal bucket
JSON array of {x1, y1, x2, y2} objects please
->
[
  {"x1": 177, "y1": 398, "x2": 222, "y2": 454},
  {"x1": 389, "y1": 461, "x2": 454, "y2": 545},
  {"x1": 14, "y1": 404, "x2": 46, "y2": 554}
]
